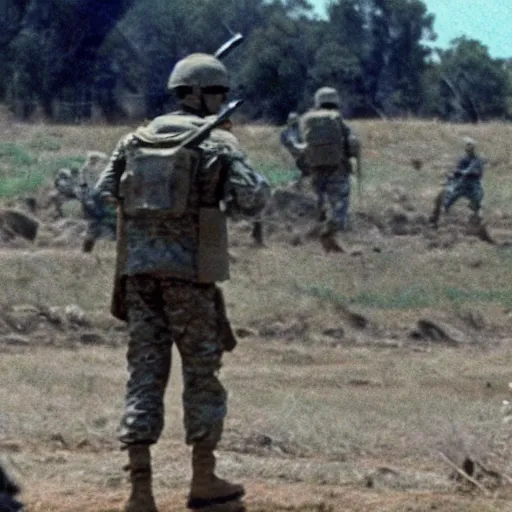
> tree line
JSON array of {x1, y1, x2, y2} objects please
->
[{"x1": 1, "y1": 0, "x2": 511, "y2": 123}]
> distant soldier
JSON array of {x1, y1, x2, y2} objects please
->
[
  {"x1": 79, "y1": 183, "x2": 117, "y2": 252},
  {"x1": 280, "y1": 111, "x2": 309, "y2": 190},
  {"x1": 429, "y1": 137, "x2": 485, "y2": 228},
  {"x1": 294, "y1": 86, "x2": 360, "y2": 252},
  {"x1": 47, "y1": 167, "x2": 80, "y2": 217}
]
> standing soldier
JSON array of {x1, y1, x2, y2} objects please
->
[
  {"x1": 429, "y1": 137, "x2": 485, "y2": 228},
  {"x1": 295, "y1": 86, "x2": 360, "y2": 252},
  {"x1": 94, "y1": 53, "x2": 270, "y2": 512}
]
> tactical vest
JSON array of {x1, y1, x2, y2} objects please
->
[
  {"x1": 300, "y1": 109, "x2": 349, "y2": 169},
  {"x1": 117, "y1": 113, "x2": 229, "y2": 283}
]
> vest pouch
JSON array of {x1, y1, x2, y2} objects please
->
[
  {"x1": 301, "y1": 110, "x2": 346, "y2": 168},
  {"x1": 197, "y1": 207, "x2": 229, "y2": 283},
  {"x1": 120, "y1": 146, "x2": 193, "y2": 217}
]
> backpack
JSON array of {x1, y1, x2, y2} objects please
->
[
  {"x1": 300, "y1": 109, "x2": 349, "y2": 168},
  {"x1": 119, "y1": 135, "x2": 198, "y2": 218}
]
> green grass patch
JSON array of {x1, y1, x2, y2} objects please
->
[
  {"x1": 27, "y1": 133, "x2": 62, "y2": 152},
  {"x1": 255, "y1": 160, "x2": 299, "y2": 186},
  {"x1": 0, "y1": 142, "x2": 36, "y2": 167},
  {"x1": 295, "y1": 282, "x2": 512, "y2": 310},
  {"x1": 0, "y1": 141, "x2": 85, "y2": 197}
]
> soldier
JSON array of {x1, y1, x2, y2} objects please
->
[
  {"x1": 295, "y1": 86, "x2": 359, "y2": 252},
  {"x1": 429, "y1": 137, "x2": 485, "y2": 228},
  {"x1": 47, "y1": 167, "x2": 80, "y2": 217},
  {"x1": 94, "y1": 53, "x2": 269, "y2": 512},
  {"x1": 280, "y1": 112, "x2": 309, "y2": 190}
]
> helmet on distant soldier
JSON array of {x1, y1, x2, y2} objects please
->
[
  {"x1": 287, "y1": 112, "x2": 299, "y2": 125},
  {"x1": 56, "y1": 168, "x2": 72, "y2": 180},
  {"x1": 314, "y1": 87, "x2": 340, "y2": 109},
  {"x1": 167, "y1": 53, "x2": 229, "y2": 92},
  {"x1": 463, "y1": 136, "x2": 476, "y2": 151}
]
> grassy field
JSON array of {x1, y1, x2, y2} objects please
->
[{"x1": 1, "y1": 107, "x2": 512, "y2": 510}]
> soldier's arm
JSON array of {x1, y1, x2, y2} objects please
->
[
  {"x1": 208, "y1": 129, "x2": 270, "y2": 217},
  {"x1": 227, "y1": 157, "x2": 270, "y2": 217},
  {"x1": 94, "y1": 135, "x2": 132, "y2": 199},
  {"x1": 462, "y1": 157, "x2": 484, "y2": 178}
]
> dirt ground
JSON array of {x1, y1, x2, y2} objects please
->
[{"x1": 1, "y1": 115, "x2": 512, "y2": 511}]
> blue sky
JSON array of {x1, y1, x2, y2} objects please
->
[{"x1": 310, "y1": 0, "x2": 512, "y2": 59}]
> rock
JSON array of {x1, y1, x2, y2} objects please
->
[
  {"x1": 322, "y1": 327, "x2": 345, "y2": 339},
  {"x1": 234, "y1": 327, "x2": 256, "y2": 338},
  {"x1": 65, "y1": 305, "x2": 91, "y2": 327},
  {"x1": 410, "y1": 319, "x2": 466, "y2": 345},
  {"x1": 0, "y1": 334, "x2": 30, "y2": 346},
  {"x1": 0, "y1": 209, "x2": 39, "y2": 241},
  {"x1": 458, "y1": 309, "x2": 485, "y2": 330}
]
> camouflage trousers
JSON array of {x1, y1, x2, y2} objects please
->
[
  {"x1": 443, "y1": 178, "x2": 483, "y2": 212},
  {"x1": 311, "y1": 170, "x2": 351, "y2": 230},
  {"x1": 118, "y1": 275, "x2": 229, "y2": 447}
]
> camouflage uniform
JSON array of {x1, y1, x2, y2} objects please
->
[
  {"x1": 311, "y1": 168, "x2": 351, "y2": 227},
  {"x1": 430, "y1": 138, "x2": 485, "y2": 227},
  {"x1": 79, "y1": 185, "x2": 117, "y2": 253},
  {"x1": 94, "y1": 53, "x2": 269, "y2": 512},
  {"x1": 296, "y1": 87, "x2": 355, "y2": 250},
  {"x1": 443, "y1": 154, "x2": 484, "y2": 212},
  {"x1": 48, "y1": 168, "x2": 79, "y2": 217},
  {"x1": 96, "y1": 117, "x2": 268, "y2": 447}
]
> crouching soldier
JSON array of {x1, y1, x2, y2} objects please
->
[{"x1": 94, "y1": 52, "x2": 269, "y2": 512}]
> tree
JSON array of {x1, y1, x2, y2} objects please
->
[{"x1": 438, "y1": 37, "x2": 511, "y2": 122}]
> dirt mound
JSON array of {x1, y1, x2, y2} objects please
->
[
  {"x1": 0, "y1": 302, "x2": 125, "y2": 351},
  {"x1": 36, "y1": 218, "x2": 89, "y2": 248},
  {"x1": 0, "y1": 209, "x2": 40, "y2": 247}
]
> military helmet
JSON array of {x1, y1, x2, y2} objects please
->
[
  {"x1": 167, "y1": 53, "x2": 229, "y2": 91},
  {"x1": 287, "y1": 112, "x2": 299, "y2": 125},
  {"x1": 463, "y1": 136, "x2": 476, "y2": 150},
  {"x1": 56, "y1": 168, "x2": 72, "y2": 180},
  {"x1": 314, "y1": 87, "x2": 340, "y2": 108}
]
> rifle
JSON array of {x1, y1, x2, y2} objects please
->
[
  {"x1": 214, "y1": 32, "x2": 244, "y2": 59},
  {"x1": 179, "y1": 99, "x2": 243, "y2": 149}
]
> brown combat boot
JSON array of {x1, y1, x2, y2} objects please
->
[
  {"x1": 428, "y1": 190, "x2": 445, "y2": 229},
  {"x1": 124, "y1": 444, "x2": 158, "y2": 512},
  {"x1": 187, "y1": 441, "x2": 245, "y2": 510},
  {"x1": 319, "y1": 220, "x2": 345, "y2": 253},
  {"x1": 251, "y1": 220, "x2": 265, "y2": 247},
  {"x1": 82, "y1": 234, "x2": 96, "y2": 253}
]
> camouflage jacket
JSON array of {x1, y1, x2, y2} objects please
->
[
  {"x1": 453, "y1": 155, "x2": 484, "y2": 181},
  {"x1": 94, "y1": 109, "x2": 269, "y2": 281}
]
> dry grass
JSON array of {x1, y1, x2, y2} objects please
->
[{"x1": 2, "y1": 112, "x2": 512, "y2": 510}]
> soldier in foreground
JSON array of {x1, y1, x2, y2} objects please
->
[
  {"x1": 295, "y1": 86, "x2": 360, "y2": 252},
  {"x1": 429, "y1": 137, "x2": 485, "y2": 228},
  {"x1": 94, "y1": 53, "x2": 269, "y2": 512}
]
